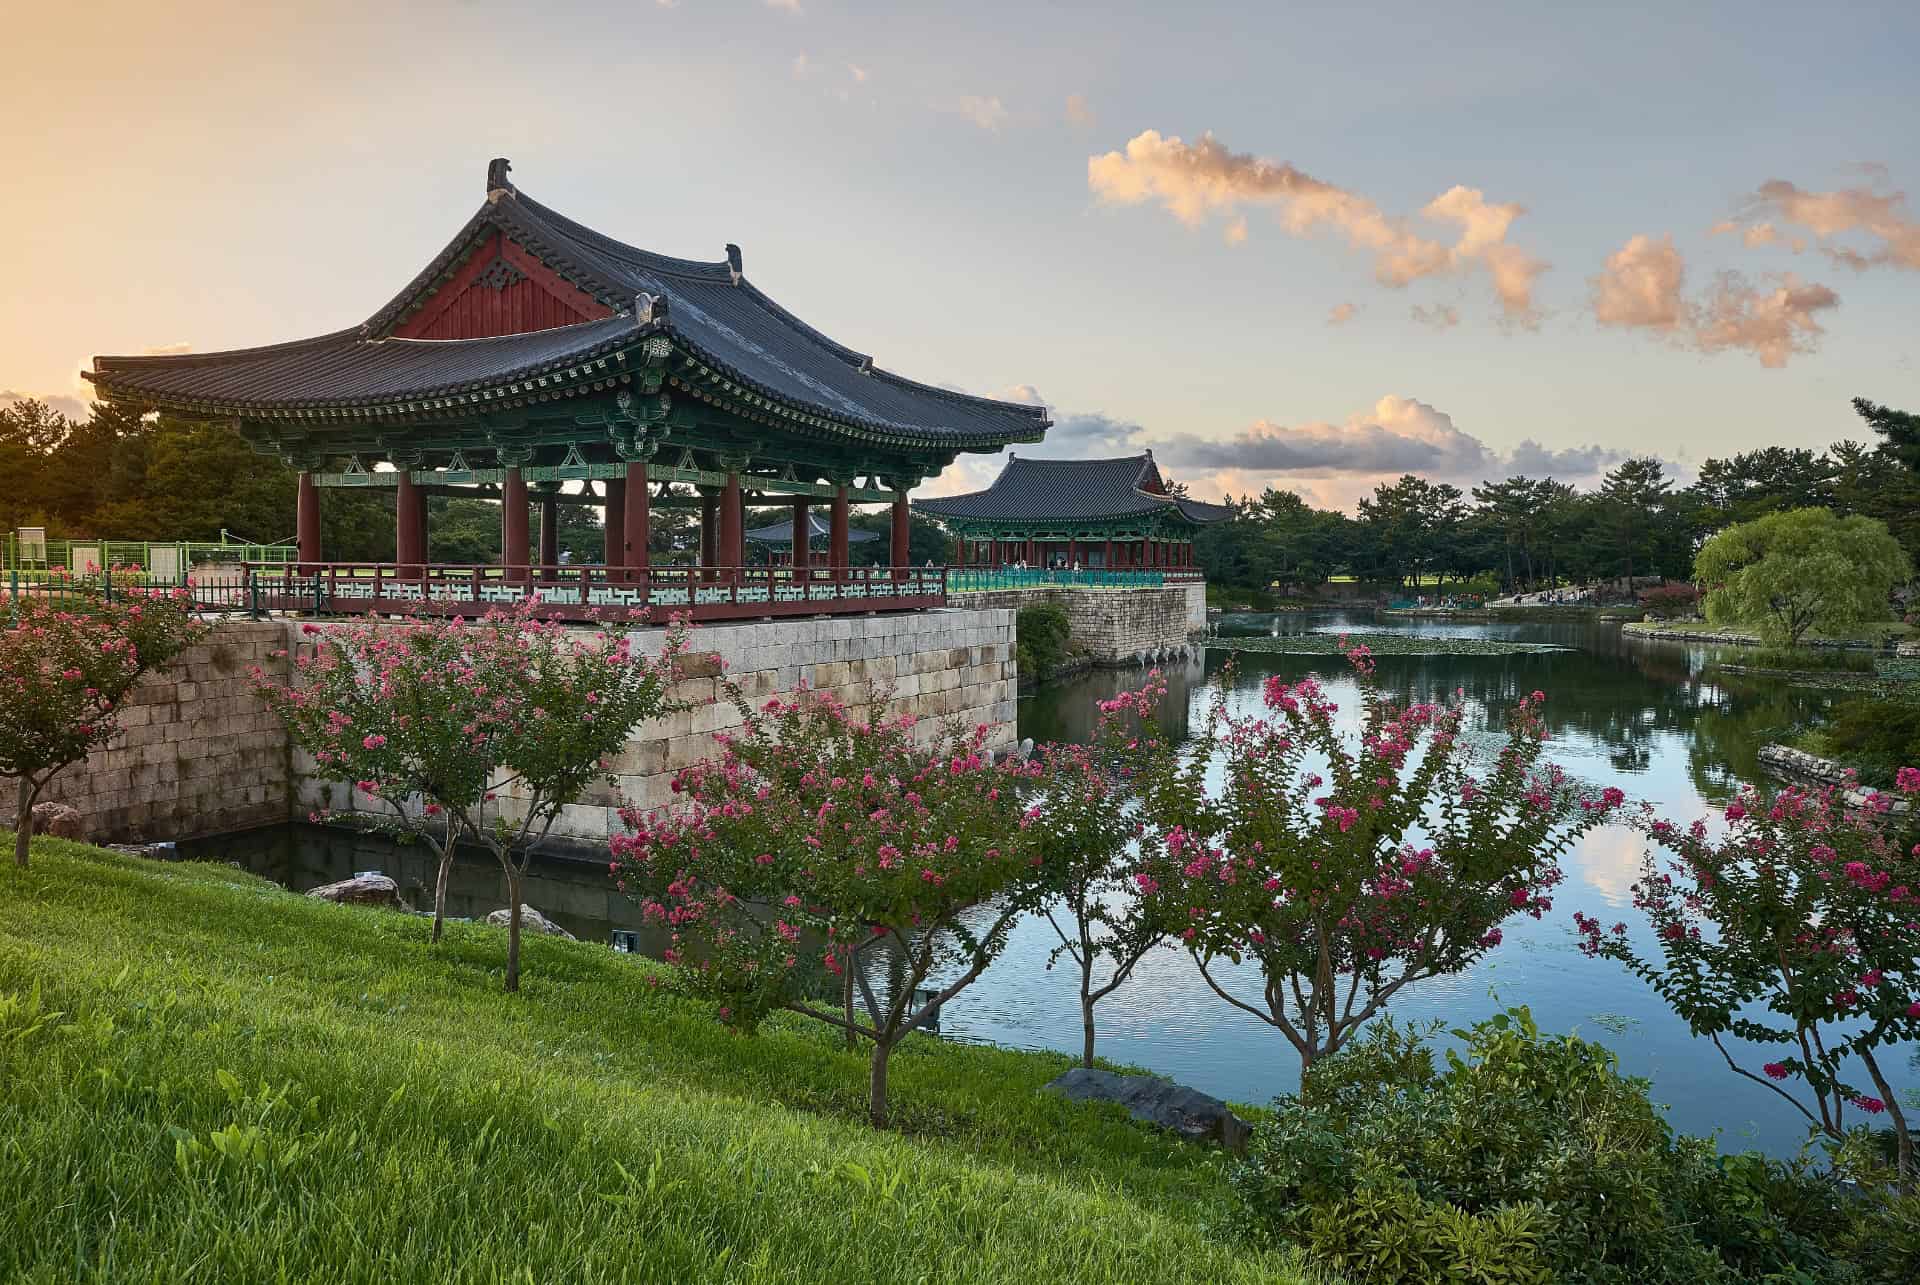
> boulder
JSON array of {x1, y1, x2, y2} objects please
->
[
  {"x1": 307, "y1": 872, "x2": 401, "y2": 907},
  {"x1": 484, "y1": 904, "x2": 576, "y2": 939},
  {"x1": 29, "y1": 802, "x2": 85, "y2": 840},
  {"x1": 1043, "y1": 1067, "x2": 1251, "y2": 1154}
]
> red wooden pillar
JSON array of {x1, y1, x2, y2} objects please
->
[
  {"x1": 891, "y1": 489, "x2": 910, "y2": 580},
  {"x1": 830, "y1": 484, "x2": 850, "y2": 577},
  {"x1": 1067, "y1": 536, "x2": 1078, "y2": 567},
  {"x1": 624, "y1": 460, "x2": 650, "y2": 580},
  {"x1": 791, "y1": 499, "x2": 810, "y2": 572},
  {"x1": 603, "y1": 478, "x2": 626, "y2": 569},
  {"x1": 699, "y1": 494, "x2": 718, "y2": 580},
  {"x1": 395, "y1": 469, "x2": 423, "y2": 572},
  {"x1": 720, "y1": 468, "x2": 743, "y2": 578},
  {"x1": 538, "y1": 495, "x2": 558, "y2": 569},
  {"x1": 502, "y1": 466, "x2": 530, "y2": 578},
  {"x1": 1103, "y1": 537, "x2": 1113, "y2": 570},
  {"x1": 297, "y1": 471, "x2": 322, "y2": 571}
]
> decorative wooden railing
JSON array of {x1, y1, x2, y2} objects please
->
[
  {"x1": 946, "y1": 567, "x2": 1204, "y2": 592},
  {"x1": 239, "y1": 563, "x2": 948, "y2": 623}
]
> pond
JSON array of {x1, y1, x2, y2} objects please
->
[{"x1": 179, "y1": 608, "x2": 1915, "y2": 1153}]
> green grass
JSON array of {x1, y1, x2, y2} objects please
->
[{"x1": 0, "y1": 838, "x2": 1325, "y2": 1284}]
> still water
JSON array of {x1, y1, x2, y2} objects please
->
[{"x1": 180, "y1": 610, "x2": 1914, "y2": 1153}]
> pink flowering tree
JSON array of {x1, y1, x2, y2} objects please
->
[
  {"x1": 1, "y1": 591, "x2": 203, "y2": 867},
  {"x1": 1033, "y1": 674, "x2": 1174, "y2": 1067},
  {"x1": 1133, "y1": 646, "x2": 1623, "y2": 1082},
  {"x1": 1574, "y1": 769, "x2": 1920, "y2": 1187},
  {"x1": 256, "y1": 606, "x2": 690, "y2": 991},
  {"x1": 611, "y1": 687, "x2": 1048, "y2": 1128}
]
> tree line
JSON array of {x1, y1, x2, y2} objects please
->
[{"x1": 1190, "y1": 398, "x2": 1920, "y2": 594}]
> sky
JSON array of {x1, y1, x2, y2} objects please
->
[{"x1": 2, "y1": 0, "x2": 1917, "y2": 511}]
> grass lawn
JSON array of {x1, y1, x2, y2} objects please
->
[{"x1": 0, "y1": 838, "x2": 1324, "y2": 1284}]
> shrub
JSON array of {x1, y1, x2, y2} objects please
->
[
  {"x1": 256, "y1": 605, "x2": 689, "y2": 990},
  {"x1": 1233, "y1": 1008, "x2": 1880, "y2": 1283},
  {"x1": 1639, "y1": 582, "x2": 1701, "y2": 619},
  {"x1": 0, "y1": 590, "x2": 204, "y2": 866},
  {"x1": 1131, "y1": 647, "x2": 1622, "y2": 1081},
  {"x1": 1576, "y1": 772, "x2": 1920, "y2": 1186},
  {"x1": 1016, "y1": 603, "x2": 1072, "y2": 680},
  {"x1": 612, "y1": 686, "x2": 1049, "y2": 1127},
  {"x1": 1817, "y1": 695, "x2": 1920, "y2": 786}
]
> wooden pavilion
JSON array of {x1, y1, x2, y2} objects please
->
[
  {"x1": 914, "y1": 452, "x2": 1229, "y2": 571},
  {"x1": 84, "y1": 159, "x2": 1048, "y2": 620}
]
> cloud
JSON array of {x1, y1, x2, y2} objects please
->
[
  {"x1": 1326, "y1": 302, "x2": 1359, "y2": 325},
  {"x1": 1064, "y1": 94, "x2": 1095, "y2": 128},
  {"x1": 1149, "y1": 395, "x2": 1631, "y2": 509},
  {"x1": 1731, "y1": 178, "x2": 1920, "y2": 271},
  {"x1": 848, "y1": 64, "x2": 868, "y2": 83},
  {"x1": 1410, "y1": 303, "x2": 1459, "y2": 330},
  {"x1": 1590, "y1": 233, "x2": 1840, "y2": 367},
  {"x1": 1, "y1": 389, "x2": 90, "y2": 421},
  {"x1": 954, "y1": 95, "x2": 1008, "y2": 132},
  {"x1": 1086, "y1": 129, "x2": 1547, "y2": 321},
  {"x1": 790, "y1": 52, "x2": 811, "y2": 79},
  {"x1": 765, "y1": 0, "x2": 803, "y2": 12},
  {"x1": 141, "y1": 342, "x2": 192, "y2": 356}
]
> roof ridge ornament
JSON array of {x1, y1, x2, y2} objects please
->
[
  {"x1": 856, "y1": 355, "x2": 873, "y2": 376},
  {"x1": 725, "y1": 243, "x2": 743, "y2": 285},
  {"x1": 636, "y1": 292, "x2": 669, "y2": 326},
  {"x1": 486, "y1": 158, "x2": 513, "y2": 199}
]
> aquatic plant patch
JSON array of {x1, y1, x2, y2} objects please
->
[{"x1": 1209, "y1": 631, "x2": 1569, "y2": 658}]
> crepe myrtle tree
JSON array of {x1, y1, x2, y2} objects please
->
[
  {"x1": 1133, "y1": 643, "x2": 1623, "y2": 1084},
  {"x1": 1033, "y1": 673, "x2": 1176, "y2": 1068},
  {"x1": 1575, "y1": 769, "x2": 1920, "y2": 1188},
  {"x1": 613, "y1": 686, "x2": 1049, "y2": 1128},
  {"x1": 255, "y1": 603, "x2": 690, "y2": 991},
  {"x1": 1, "y1": 590, "x2": 203, "y2": 867}
]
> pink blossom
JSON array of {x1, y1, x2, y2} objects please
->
[
  {"x1": 1763, "y1": 1062, "x2": 1789, "y2": 1080},
  {"x1": 361, "y1": 734, "x2": 387, "y2": 749}
]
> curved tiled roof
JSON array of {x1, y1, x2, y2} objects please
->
[
  {"x1": 88, "y1": 315, "x2": 641, "y2": 410},
  {"x1": 88, "y1": 162, "x2": 1050, "y2": 451},
  {"x1": 744, "y1": 512, "x2": 880, "y2": 544},
  {"x1": 914, "y1": 453, "x2": 1233, "y2": 525}
]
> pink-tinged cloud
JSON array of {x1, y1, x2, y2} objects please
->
[
  {"x1": 1086, "y1": 130, "x2": 1547, "y2": 321},
  {"x1": 1326, "y1": 302, "x2": 1359, "y2": 325},
  {"x1": 1728, "y1": 177, "x2": 1920, "y2": 271},
  {"x1": 1064, "y1": 94, "x2": 1095, "y2": 128},
  {"x1": 1150, "y1": 395, "x2": 1631, "y2": 510},
  {"x1": 1590, "y1": 233, "x2": 1840, "y2": 368}
]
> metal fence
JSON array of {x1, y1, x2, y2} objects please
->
[
  {"x1": 1, "y1": 529, "x2": 297, "y2": 585},
  {"x1": 946, "y1": 567, "x2": 1201, "y2": 592}
]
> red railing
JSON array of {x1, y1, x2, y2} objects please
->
[{"x1": 246, "y1": 563, "x2": 947, "y2": 623}]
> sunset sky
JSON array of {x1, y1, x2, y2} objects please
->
[{"x1": 3, "y1": 0, "x2": 1916, "y2": 510}]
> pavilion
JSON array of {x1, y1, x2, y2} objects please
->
[
  {"x1": 84, "y1": 159, "x2": 1048, "y2": 619},
  {"x1": 745, "y1": 511, "x2": 880, "y2": 566},
  {"x1": 914, "y1": 452, "x2": 1230, "y2": 571}
]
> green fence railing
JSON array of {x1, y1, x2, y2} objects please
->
[
  {"x1": 946, "y1": 568, "x2": 1191, "y2": 592},
  {"x1": 1, "y1": 530, "x2": 296, "y2": 585}
]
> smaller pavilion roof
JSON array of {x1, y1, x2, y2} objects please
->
[
  {"x1": 914, "y1": 453, "x2": 1234, "y2": 526},
  {"x1": 745, "y1": 512, "x2": 881, "y2": 544}
]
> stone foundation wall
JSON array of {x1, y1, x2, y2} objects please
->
[
  {"x1": 299, "y1": 607, "x2": 1019, "y2": 846},
  {"x1": 948, "y1": 582, "x2": 1207, "y2": 665},
  {"x1": 2, "y1": 620, "x2": 293, "y2": 843}
]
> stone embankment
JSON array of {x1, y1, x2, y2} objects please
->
[
  {"x1": 949, "y1": 581, "x2": 1207, "y2": 666},
  {"x1": 1757, "y1": 744, "x2": 1911, "y2": 813}
]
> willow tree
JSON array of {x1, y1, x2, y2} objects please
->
[{"x1": 1694, "y1": 507, "x2": 1910, "y2": 647}]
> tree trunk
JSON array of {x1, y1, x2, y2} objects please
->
[
  {"x1": 1859, "y1": 1046, "x2": 1914, "y2": 1191},
  {"x1": 504, "y1": 866, "x2": 523, "y2": 993},
  {"x1": 13, "y1": 781, "x2": 34, "y2": 869},
  {"x1": 1080, "y1": 985, "x2": 1097, "y2": 1068},
  {"x1": 841, "y1": 964, "x2": 857, "y2": 1051},
  {"x1": 429, "y1": 846, "x2": 454, "y2": 943},
  {"x1": 868, "y1": 1037, "x2": 894, "y2": 1128}
]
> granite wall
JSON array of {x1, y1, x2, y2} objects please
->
[{"x1": 947, "y1": 581, "x2": 1208, "y2": 665}]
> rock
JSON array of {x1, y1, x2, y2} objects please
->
[
  {"x1": 29, "y1": 802, "x2": 85, "y2": 840},
  {"x1": 1758, "y1": 744, "x2": 1911, "y2": 814},
  {"x1": 107, "y1": 841, "x2": 176, "y2": 859},
  {"x1": 307, "y1": 872, "x2": 401, "y2": 907},
  {"x1": 484, "y1": 904, "x2": 576, "y2": 939},
  {"x1": 1043, "y1": 1067, "x2": 1251, "y2": 1153}
]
